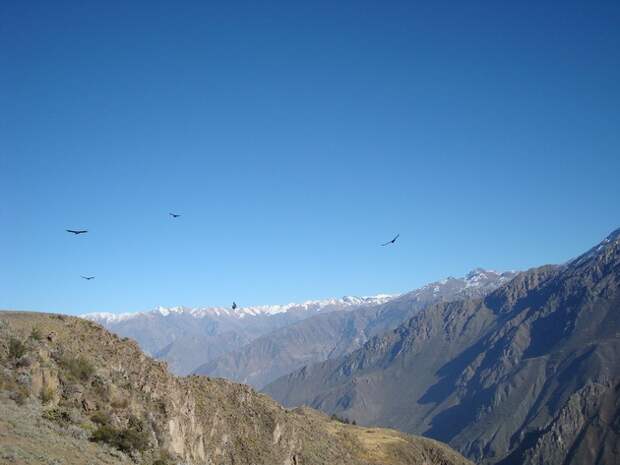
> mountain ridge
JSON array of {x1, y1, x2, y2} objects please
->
[
  {"x1": 80, "y1": 295, "x2": 394, "y2": 375},
  {"x1": 263, "y1": 229, "x2": 620, "y2": 465},
  {"x1": 196, "y1": 269, "x2": 517, "y2": 388},
  {"x1": 82, "y1": 269, "x2": 514, "y2": 377},
  {"x1": 82, "y1": 294, "x2": 396, "y2": 323}
]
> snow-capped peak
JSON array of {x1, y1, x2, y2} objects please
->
[
  {"x1": 464, "y1": 268, "x2": 516, "y2": 288},
  {"x1": 81, "y1": 294, "x2": 395, "y2": 324},
  {"x1": 406, "y1": 268, "x2": 518, "y2": 298}
]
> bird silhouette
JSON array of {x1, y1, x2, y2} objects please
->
[
  {"x1": 169, "y1": 213, "x2": 181, "y2": 218},
  {"x1": 66, "y1": 229, "x2": 88, "y2": 235},
  {"x1": 381, "y1": 234, "x2": 400, "y2": 246},
  {"x1": 80, "y1": 276, "x2": 95, "y2": 280},
  {"x1": 232, "y1": 301, "x2": 238, "y2": 310}
]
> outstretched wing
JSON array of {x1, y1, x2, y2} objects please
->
[
  {"x1": 381, "y1": 234, "x2": 400, "y2": 246},
  {"x1": 67, "y1": 229, "x2": 88, "y2": 234}
]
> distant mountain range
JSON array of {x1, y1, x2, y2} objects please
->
[
  {"x1": 263, "y1": 229, "x2": 620, "y2": 465},
  {"x1": 83, "y1": 270, "x2": 514, "y2": 380},
  {"x1": 83, "y1": 295, "x2": 394, "y2": 374},
  {"x1": 195, "y1": 269, "x2": 517, "y2": 388}
]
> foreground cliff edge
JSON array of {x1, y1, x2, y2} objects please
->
[{"x1": 0, "y1": 312, "x2": 472, "y2": 465}]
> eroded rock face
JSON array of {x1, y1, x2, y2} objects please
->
[
  {"x1": 503, "y1": 380, "x2": 619, "y2": 465},
  {"x1": 0, "y1": 311, "x2": 472, "y2": 465},
  {"x1": 30, "y1": 364, "x2": 59, "y2": 402}
]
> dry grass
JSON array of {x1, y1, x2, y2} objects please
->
[
  {"x1": 0, "y1": 311, "x2": 473, "y2": 465},
  {"x1": 0, "y1": 393, "x2": 133, "y2": 465}
]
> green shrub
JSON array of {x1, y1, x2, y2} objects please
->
[
  {"x1": 330, "y1": 413, "x2": 351, "y2": 424},
  {"x1": 42, "y1": 407, "x2": 72, "y2": 424},
  {"x1": 60, "y1": 355, "x2": 95, "y2": 381},
  {"x1": 8, "y1": 337, "x2": 26, "y2": 360},
  {"x1": 90, "y1": 410, "x2": 111, "y2": 425},
  {"x1": 90, "y1": 416, "x2": 150, "y2": 453},
  {"x1": 91, "y1": 424, "x2": 119, "y2": 444},
  {"x1": 116, "y1": 426, "x2": 150, "y2": 452},
  {"x1": 30, "y1": 327, "x2": 42, "y2": 341}
]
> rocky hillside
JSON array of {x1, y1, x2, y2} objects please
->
[
  {"x1": 83, "y1": 297, "x2": 392, "y2": 375},
  {"x1": 0, "y1": 311, "x2": 472, "y2": 465},
  {"x1": 196, "y1": 270, "x2": 516, "y2": 388},
  {"x1": 264, "y1": 229, "x2": 620, "y2": 465}
]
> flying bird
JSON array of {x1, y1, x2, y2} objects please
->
[
  {"x1": 66, "y1": 229, "x2": 88, "y2": 235},
  {"x1": 381, "y1": 234, "x2": 400, "y2": 246},
  {"x1": 80, "y1": 276, "x2": 95, "y2": 280},
  {"x1": 169, "y1": 213, "x2": 181, "y2": 218},
  {"x1": 232, "y1": 301, "x2": 238, "y2": 310}
]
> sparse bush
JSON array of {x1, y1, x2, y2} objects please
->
[
  {"x1": 1, "y1": 374, "x2": 15, "y2": 394},
  {"x1": 9, "y1": 384, "x2": 30, "y2": 405},
  {"x1": 118, "y1": 426, "x2": 150, "y2": 452},
  {"x1": 8, "y1": 337, "x2": 27, "y2": 360},
  {"x1": 60, "y1": 355, "x2": 95, "y2": 382},
  {"x1": 92, "y1": 374, "x2": 110, "y2": 400},
  {"x1": 330, "y1": 413, "x2": 351, "y2": 424},
  {"x1": 30, "y1": 327, "x2": 42, "y2": 341},
  {"x1": 42, "y1": 406, "x2": 72, "y2": 424},
  {"x1": 154, "y1": 399, "x2": 167, "y2": 414},
  {"x1": 67, "y1": 424, "x2": 89, "y2": 440},
  {"x1": 91, "y1": 416, "x2": 150, "y2": 453},
  {"x1": 152, "y1": 449, "x2": 176, "y2": 465},
  {"x1": 16, "y1": 372, "x2": 32, "y2": 387},
  {"x1": 0, "y1": 448, "x2": 18, "y2": 462},
  {"x1": 111, "y1": 397, "x2": 129, "y2": 410},
  {"x1": 90, "y1": 410, "x2": 111, "y2": 425},
  {"x1": 40, "y1": 386, "x2": 55, "y2": 404},
  {"x1": 15, "y1": 354, "x2": 33, "y2": 368},
  {"x1": 91, "y1": 424, "x2": 120, "y2": 444}
]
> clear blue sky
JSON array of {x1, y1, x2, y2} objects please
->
[{"x1": 2, "y1": 1, "x2": 619, "y2": 315}]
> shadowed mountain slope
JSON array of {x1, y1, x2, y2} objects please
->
[
  {"x1": 197, "y1": 270, "x2": 516, "y2": 388},
  {"x1": 0, "y1": 311, "x2": 472, "y2": 465},
  {"x1": 264, "y1": 229, "x2": 620, "y2": 465}
]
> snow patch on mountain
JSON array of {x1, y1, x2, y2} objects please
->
[{"x1": 81, "y1": 294, "x2": 395, "y2": 324}]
